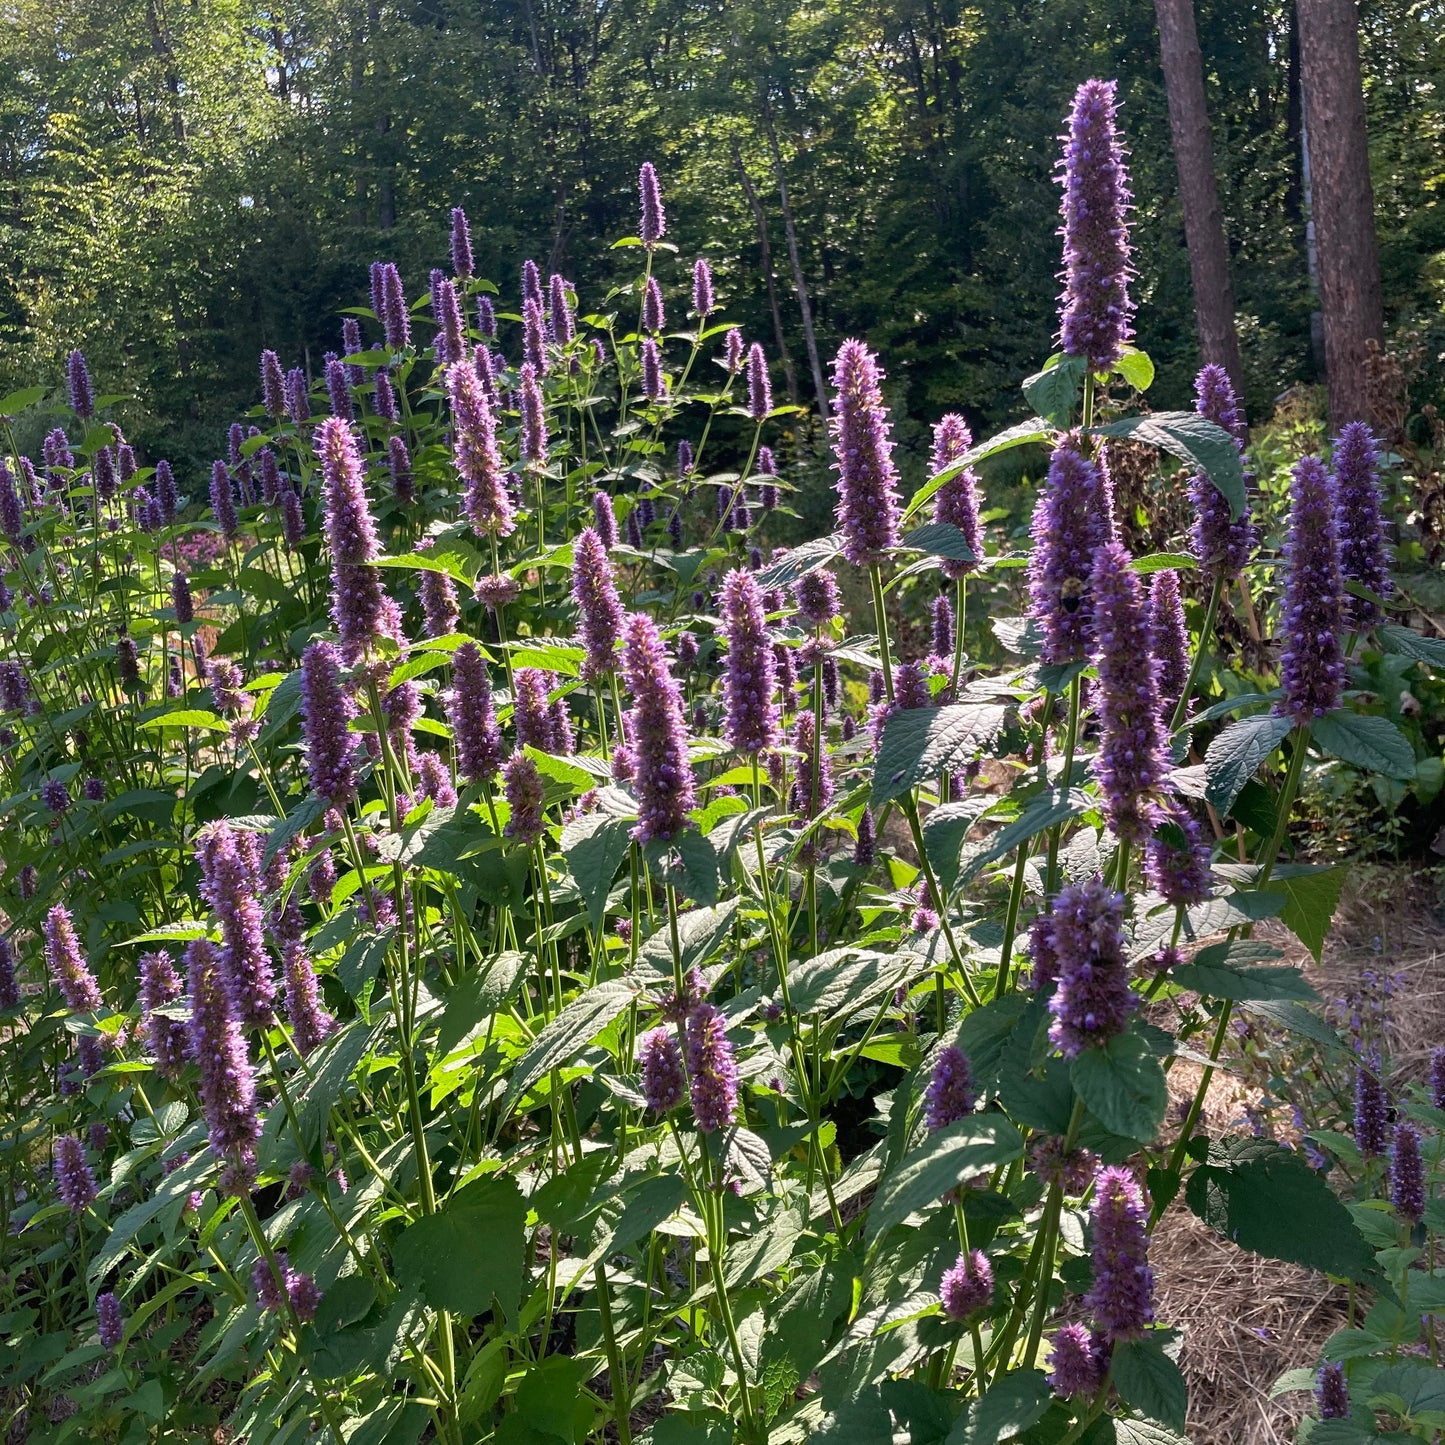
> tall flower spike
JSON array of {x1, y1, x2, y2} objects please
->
[
  {"x1": 477, "y1": 294, "x2": 497, "y2": 338},
  {"x1": 1049, "y1": 1325, "x2": 1108, "y2": 1398},
  {"x1": 622, "y1": 611, "x2": 695, "y2": 843},
  {"x1": 643, "y1": 276, "x2": 665, "y2": 334},
  {"x1": 519, "y1": 362, "x2": 548, "y2": 465},
  {"x1": 67, "y1": 350, "x2": 95, "y2": 418},
  {"x1": 1028, "y1": 439, "x2": 1107, "y2": 664},
  {"x1": 377, "y1": 262, "x2": 411, "y2": 351},
  {"x1": 387, "y1": 433, "x2": 412, "y2": 503},
  {"x1": 97, "y1": 1292, "x2": 124, "y2": 1349},
  {"x1": 448, "y1": 361, "x2": 515, "y2": 537},
  {"x1": 420, "y1": 567, "x2": 459, "y2": 639},
  {"x1": 1333, "y1": 422, "x2": 1392, "y2": 628},
  {"x1": 639, "y1": 161, "x2": 665, "y2": 247},
  {"x1": 186, "y1": 937, "x2": 261, "y2": 1195},
  {"x1": 503, "y1": 751, "x2": 546, "y2": 844},
  {"x1": 592, "y1": 490, "x2": 619, "y2": 550},
  {"x1": 431, "y1": 271, "x2": 465, "y2": 365},
  {"x1": 522, "y1": 258, "x2": 543, "y2": 311},
  {"x1": 283, "y1": 939, "x2": 335, "y2": 1054},
  {"x1": 341, "y1": 318, "x2": 364, "y2": 383},
  {"x1": 1091, "y1": 541, "x2": 1168, "y2": 843},
  {"x1": 640, "y1": 339, "x2": 665, "y2": 402},
  {"x1": 513, "y1": 668, "x2": 556, "y2": 752},
  {"x1": 746, "y1": 343, "x2": 772, "y2": 422},
  {"x1": 0, "y1": 937, "x2": 19, "y2": 1010},
  {"x1": 1046, "y1": 877, "x2": 1135, "y2": 1055},
  {"x1": 1147, "y1": 569, "x2": 1189, "y2": 720},
  {"x1": 140, "y1": 949, "x2": 190, "y2": 1080},
  {"x1": 940, "y1": 1250, "x2": 993, "y2": 1320},
  {"x1": 210, "y1": 460, "x2": 238, "y2": 541},
  {"x1": 795, "y1": 570, "x2": 841, "y2": 628},
  {"x1": 523, "y1": 295, "x2": 548, "y2": 372},
  {"x1": 156, "y1": 459, "x2": 177, "y2": 520},
  {"x1": 1278, "y1": 454, "x2": 1345, "y2": 725},
  {"x1": 45, "y1": 905, "x2": 103, "y2": 1011},
  {"x1": 686, "y1": 1002, "x2": 737, "y2": 1133},
  {"x1": 1317, "y1": 1363, "x2": 1350, "y2": 1420},
  {"x1": 450, "y1": 206, "x2": 474, "y2": 279},
  {"x1": 930, "y1": 414, "x2": 984, "y2": 579},
  {"x1": 724, "y1": 328, "x2": 744, "y2": 374},
  {"x1": 788, "y1": 710, "x2": 833, "y2": 829},
  {"x1": 853, "y1": 806, "x2": 876, "y2": 867},
  {"x1": 1085, "y1": 1165, "x2": 1154, "y2": 1341},
  {"x1": 325, "y1": 356, "x2": 353, "y2": 422},
  {"x1": 549, "y1": 273, "x2": 575, "y2": 345},
  {"x1": 831, "y1": 339, "x2": 902, "y2": 567},
  {"x1": 1354, "y1": 1055, "x2": 1389, "y2": 1156},
  {"x1": 1057, "y1": 79, "x2": 1134, "y2": 369},
  {"x1": 1391, "y1": 1120, "x2": 1425, "y2": 1222},
  {"x1": 301, "y1": 641, "x2": 358, "y2": 807},
  {"x1": 573, "y1": 527, "x2": 627, "y2": 682},
  {"x1": 55, "y1": 1136, "x2": 98, "y2": 1211},
  {"x1": 316, "y1": 417, "x2": 391, "y2": 660},
  {"x1": 1431, "y1": 1046, "x2": 1445, "y2": 1112},
  {"x1": 692, "y1": 258, "x2": 715, "y2": 316},
  {"x1": 720, "y1": 569, "x2": 779, "y2": 755},
  {"x1": 1144, "y1": 801, "x2": 1213, "y2": 907},
  {"x1": 1190, "y1": 364, "x2": 1255, "y2": 581},
  {"x1": 284, "y1": 367, "x2": 310, "y2": 425},
  {"x1": 196, "y1": 822, "x2": 277, "y2": 1029},
  {"x1": 640, "y1": 1028, "x2": 686, "y2": 1113},
  {"x1": 450, "y1": 642, "x2": 503, "y2": 784},
  {"x1": 923, "y1": 1044, "x2": 975, "y2": 1130},
  {"x1": 931, "y1": 593, "x2": 954, "y2": 662},
  {"x1": 260, "y1": 350, "x2": 286, "y2": 418}
]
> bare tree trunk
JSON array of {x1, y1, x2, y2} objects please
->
[
  {"x1": 1153, "y1": 0, "x2": 1245, "y2": 406},
  {"x1": 731, "y1": 141, "x2": 801, "y2": 409},
  {"x1": 1296, "y1": 0, "x2": 1384, "y2": 424},
  {"x1": 758, "y1": 88, "x2": 829, "y2": 426}
]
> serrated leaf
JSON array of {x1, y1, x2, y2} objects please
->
[
  {"x1": 434, "y1": 953, "x2": 528, "y2": 1060},
  {"x1": 1022, "y1": 356, "x2": 1087, "y2": 426},
  {"x1": 137, "y1": 709, "x2": 231, "y2": 733},
  {"x1": 867, "y1": 1118, "x2": 1023, "y2": 1239},
  {"x1": 501, "y1": 979, "x2": 637, "y2": 1115},
  {"x1": 1092, "y1": 411, "x2": 1246, "y2": 519},
  {"x1": 1112, "y1": 1340, "x2": 1187, "y2": 1432},
  {"x1": 1237, "y1": 998, "x2": 1344, "y2": 1051},
  {"x1": 392, "y1": 1176, "x2": 525, "y2": 1316},
  {"x1": 1312, "y1": 710, "x2": 1416, "y2": 780},
  {"x1": 0, "y1": 385, "x2": 47, "y2": 414},
  {"x1": 1170, "y1": 962, "x2": 1319, "y2": 1002},
  {"x1": 955, "y1": 1368, "x2": 1052, "y2": 1443},
  {"x1": 790, "y1": 948, "x2": 904, "y2": 1018},
  {"x1": 903, "y1": 523, "x2": 978, "y2": 563},
  {"x1": 374, "y1": 542, "x2": 484, "y2": 585},
  {"x1": 1265, "y1": 864, "x2": 1347, "y2": 963},
  {"x1": 561, "y1": 813, "x2": 632, "y2": 930},
  {"x1": 923, "y1": 797, "x2": 995, "y2": 894},
  {"x1": 639, "y1": 900, "x2": 739, "y2": 977},
  {"x1": 1128, "y1": 552, "x2": 1196, "y2": 575},
  {"x1": 906, "y1": 418, "x2": 1054, "y2": 523},
  {"x1": 955, "y1": 788, "x2": 1093, "y2": 890},
  {"x1": 871, "y1": 703, "x2": 1011, "y2": 805},
  {"x1": 1378, "y1": 624, "x2": 1445, "y2": 667},
  {"x1": 1204, "y1": 714, "x2": 1292, "y2": 812},
  {"x1": 1070, "y1": 1034, "x2": 1168, "y2": 1144},
  {"x1": 1367, "y1": 1364, "x2": 1445, "y2": 1426},
  {"x1": 1115, "y1": 348, "x2": 1156, "y2": 392},
  {"x1": 754, "y1": 535, "x2": 842, "y2": 590}
]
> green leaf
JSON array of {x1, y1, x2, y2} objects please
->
[
  {"x1": 1185, "y1": 1138, "x2": 1376, "y2": 1283},
  {"x1": 373, "y1": 542, "x2": 484, "y2": 585},
  {"x1": 515, "y1": 1356, "x2": 591, "y2": 1444},
  {"x1": 1368, "y1": 1364, "x2": 1445, "y2": 1427},
  {"x1": 1110, "y1": 1420, "x2": 1193, "y2": 1445},
  {"x1": 391, "y1": 1176, "x2": 526, "y2": 1317},
  {"x1": 903, "y1": 523, "x2": 978, "y2": 563},
  {"x1": 136, "y1": 709, "x2": 231, "y2": 734},
  {"x1": 1115, "y1": 347, "x2": 1156, "y2": 392},
  {"x1": 867, "y1": 1118, "x2": 1023, "y2": 1239},
  {"x1": 561, "y1": 813, "x2": 632, "y2": 930},
  {"x1": 1070, "y1": 1034, "x2": 1168, "y2": 1144},
  {"x1": 922, "y1": 798, "x2": 994, "y2": 894},
  {"x1": 639, "y1": 900, "x2": 739, "y2": 978},
  {"x1": 0, "y1": 385, "x2": 47, "y2": 414},
  {"x1": 762, "y1": 1252, "x2": 854, "y2": 1382},
  {"x1": 1312, "y1": 710, "x2": 1416, "y2": 781},
  {"x1": 754, "y1": 535, "x2": 842, "y2": 591},
  {"x1": 1203, "y1": 714, "x2": 1293, "y2": 812},
  {"x1": 675, "y1": 829, "x2": 721, "y2": 907},
  {"x1": 501, "y1": 979, "x2": 637, "y2": 1115},
  {"x1": 1111, "y1": 1340, "x2": 1187, "y2": 1432},
  {"x1": 871, "y1": 703, "x2": 1011, "y2": 806},
  {"x1": 1091, "y1": 411, "x2": 1246, "y2": 519},
  {"x1": 790, "y1": 947, "x2": 904, "y2": 1018},
  {"x1": 954, "y1": 788, "x2": 1093, "y2": 890},
  {"x1": 1170, "y1": 962, "x2": 1319, "y2": 1002},
  {"x1": 1378, "y1": 624, "x2": 1445, "y2": 668},
  {"x1": 1022, "y1": 356, "x2": 1087, "y2": 425},
  {"x1": 1128, "y1": 552, "x2": 1196, "y2": 575},
  {"x1": 1265, "y1": 864, "x2": 1347, "y2": 963},
  {"x1": 953, "y1": 1368, "x2": 1052, "y2": 1443},
  {"x1": 906, "y1": 417, "x2": 1053, "y2": 523},
  {"x1": 1237, "y1": 998, "x2": 1344, "y2": 1052}
]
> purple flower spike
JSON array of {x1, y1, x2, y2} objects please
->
[
  {"x1": 283, "y1": 939, "x2": 335, "y2": 1054},
  {"x1": 55, "y1": 1136, "x2": 97, "y2": 1212},
  {"x1": 1045, "y1": 877, "x2": 1135, "y2": 1055},
  {"x1": 523, "y1": 295, "x2": 548, "y2": 373},
  {"x1": 0, "y1": 938, "x2": 19, "y2": 1010},
  {"x1": 720, "y1": 570, "x2": 779, "y2": 755},
  {"x1": 377, "y1": 262, "x2": 411, "y2": 352},
  {"x1": 639, "y1": 162, "x2": 665, "y2": 247},
  {"x1": 503, "y1": 751, "x2": 546, "y2": 844},
  {"x1": 431, "y1": 271, "x2": 466, "y2": 365},
  {"x1": 419, "y1": 568, "x2": 459, "y2": 639},
  {"x1": 550, "y1": 273, "x2": 575, "y2": 345},
  {"x1": 1355, "y1": 1056, "x2": 1389, "y2": 1156},
  {"x1": 1028, "y1": 439, "x2": 1108, "y2": 664},
  {"x1": 449, "y1": 361, "x2": 515, "y2": 537},
  {"x1": 301, "y1": 641, "x2": 358, "y2": 807},
  {"x1": 940, "y1": 1250, "x2": 993, "y2": 1320},
  {"x1": 41, "y1": 778, "x2": 71, "y2": 815},
  {"x1": 1391, "y1": 1120, "x2": 1425, "y2": 1222},
  {"x1": 156, "y1": 459, "x2": 177, "y2": 521},
  {"x1": 252, "y1": 1254, "x2": 289, "y2": 1314},
  {"x1": 197, "y1": 822, "x2": 277, "y2": 1029},
  {"x1": 140, "y1": 949, "x2": 190, "y2": 1080},
  {"x1": 931, "y1": 415, "x2": 984, "y2": 579},
  {"x1": 96, "y1": 1292, "x2": 124, "y2": 1349},
  {"x1": 795, "y1": 570, "x2": 841, "y2": 628},
  {"x1": 643, "y1": 276, "x2": 665, "y2": 335},
  {"x1": 522, "y1": 258, "x2": 543, "y2": 311},
  {"x1": 45, "y1": 905, "x2": 102, "y2": 1011},
  {"x1": 450, "y1": 206, "x2": 474, "y2": 279},
  {"x1": 724, "y1": 328, "x2": 744, "y2": 374},
  {"x1": 1057, "y1": 79, "x2": 1134, "y2": 369},
  {"x1": 520, "y1": 362, "x2": 548, "y2": 464},
  {"x1": 623, "y1": 611, "x2": 695, "y2": 843},
  {"x1": 1431, "y1": 1046, "x2": 1445, "y2": 1112},
  {"x1": 261, "y1": 350, "x2": 286, "y2": 418},
  {"x1": 640, "y1": 1028, "x2": 686, "y2": 1112},
  {"x1": 743, "y1": 343, "x2": 772, "y2": 423},
  {"x1": 831, "y1": 339, "x2": 902, "y2": 568},
  {"x1": 1333, "y1": 422, "x2": 1391, "y2": 628},
  {"x1": 853, "y1": 807, "x2": 876, "y2": 867},
  {"x1": 1085, "y1": 1165, "x2": 1154, "y2": 1342},
  {"x1": 1278, "y1": 454, "x2": 1345, "y2": 725},
  {"x1": 284, "y1": 368, "x2": 310, "y2": 426},
  {"x1": 1145, "y1": 801, "x2": 1213, "y2": 907},
  {"x1": 1190, "y1": 365, "x2": 1255, "y2": 580},
  {"x1": 186, "y1": 938, "x2": 260, "y2": 1195},
  {"x1": 640, "y1": 339, "x2": 665, "y2": 402},
  {"x1": 386, "y1": 435, "x2": 412, "y2": 505},
  {"x1": 67, "y1": 350, "x2": 95, "y2": 418},
  {"x1": 1091, "y1": 542, "x2": 1168, "y2": 843},
  {"x1": 477, "y1": 294, "x2": 497, "y2": 339},
  {"x1": 1316, "y1": 1363, "x2": 1349, "y2": 1420},
  {"x1": 1049, "y1": 1324, "x2": 1108, "y2": 1398},
  {"x1": 1147, "y1": 570, "x2": 1189, "y2": 720},
  {"x1": 686, "y1": 1002, "x2": 737, "y2": 1133},
  {"x1": 288, "y1": 1269, "x2": 322, "y2": 1323},
  {"x1": 450, "y1": 643, "x2": 503, "y2": 784},
  {"x1": 210, "y1": 460, "x2": 238, "y2": 541},
  {"x1": 341, "y1": 319, "x2": 365, "y2": 384},
  {"x1": 931, "y1": 594, "x2": 954, "y2": 662},
  {"x1": 592, "y1": 491, "x2": 619, "y2": 550},
  {"x1": 789, "y1": 710, "x2": 833, "y2": 831},
  {"x1": 692, "y1": 258, "x2": 715, "y2": 316},
  {"x1": 325, "y1": 356, "x2": 352, "y2": 422},
  {"x1": 573, "y1": 527, "x2": 627, "y2": 682},
  {"x1": 316, "y1": 418, "x2": 391, "y2": 660},
  {"x1": 512, "y1": 668, "x2": 555, "y2": 752},
  {"x1": 924, "y1": 1044, "x2": 976, "y2": 1130}
]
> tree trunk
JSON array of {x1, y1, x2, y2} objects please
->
[
  {"x1": 731, "y1": 141, "x2": 801, "y2": 409},
  {"x1": 1296, "y1": 0, "x2": 1384, "y2": 425},
  {"x1": 1153, "y1": 0, "x2": 1245, "y2": 406},
  {"x1": 758, "y1": 88, "x2": 829, "y2": 427}
]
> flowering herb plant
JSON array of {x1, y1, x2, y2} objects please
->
[{"x1": 0, "y1": 76, "x2": 1442, "y2": 1445}]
